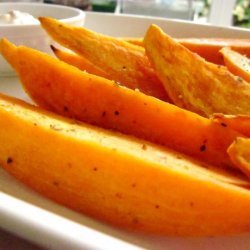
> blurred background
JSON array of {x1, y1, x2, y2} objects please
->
[
  {"x1": 35, "y1": 0, "x2": 250, "y2": 28},
  {"x1": 0, "y1": 0, "x2": 249, "y2": 28}
]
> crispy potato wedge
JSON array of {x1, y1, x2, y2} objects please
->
[
  {"x1": 39, "y1": 17, "x2": 169, "y2": 102},
  {"x1": 228, "y1": 138, "x2": 250, "y2": 179},
  {"x1": 144, "y1": 25, "x2": 250, "y2": 117},
  {"x1": 123, "y1": 37, "x2": 250, "y2": 65},
  {"x1": 220, "y1": 47, "x2": 250, "y2": 82},
  {"x1": 51, "y1": 45, "x2": 111, "y2": 79},
  {"x1": 1, "y1": 93, "x2": 250, "y2": 236},
  {"x1": 213, "y1": 113, "x2": 250, "y2": 137},
  {"x1": 0, "y1": 38, "x2": 244, "y2": 170}
]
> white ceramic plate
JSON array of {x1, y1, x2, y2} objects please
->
[{"x1": 1, "y1": 12, "x2": 250, "y2": 250}]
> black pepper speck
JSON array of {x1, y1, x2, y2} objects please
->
[
  {"x1": 200, "y1": 144, "x2": 206, "y2": 152},
  {"x1": 7, "y1": 157, "x2": 13, "y2": 164}
]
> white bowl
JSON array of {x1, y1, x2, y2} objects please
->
[{"x1": 0, "y1": 2, "x2": 85, "y2": 76}]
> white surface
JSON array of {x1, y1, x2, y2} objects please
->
[
  {"x1": 1, "y1": 13, "x2": 250, "y2": 250},
  {"x1": 0, "y1": 2, "x2": 85, "y2": 76},
  {"x1": 84, "y1": 11, "x2": 250, "y2": 38}
]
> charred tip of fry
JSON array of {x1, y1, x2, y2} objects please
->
[
  {"x1": 50, "y1": 44, "x2": 58, "y2": 54},
  {"x1": 38, "y1": 16, "x2": 48, "y2": 23},
  {"x1": 38, "y1": 16, "x2": 44, "y2": 24}
]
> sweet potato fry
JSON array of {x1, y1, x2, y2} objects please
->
[
  {"x1": 52, "y1": 45, "x2": 175, "y2": 100},
  {"x1": 1, "y1": 93, "x2": 250, "y2": 236},
  {"x1": 123, "y1": 37, "x2": 250, "y2": 65},
  {"x1": 177, "y1": 38, "x2": 250, "y2": 65},
  {"x1": 51, "y1": 45, "x2": 111, "y2": 79},
  {"x1": 213, "y1": 113, "x2": 250, "y2": 137},
  {"x1": 144, "y1": 25, "x2": 250, "y2": 117},
  {"x1": 0, "y1": 38, "x2": 244, "y2": 170},
  {"x1": 220, "y1": 47, "x2": 250, "y2": 82},
  {"x1": 228, "y1": 138, "x2": 250, "y2": 179},
  {"x1": 39, "y1": 17, "x2": 169, "y2": 102}
]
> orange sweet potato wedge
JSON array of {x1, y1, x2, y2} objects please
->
[
  {"x1": 39, "y1": 17, "x2": 169, "y2": 102},
  {"x1": 220, "y1": 47, "x2": 250, "y2": 83},
  {"x1": 123, "y1": 37, "x2": 250, "y2": 65},
  {"x1": 0, "y1": 38, "x2": 243, "y2": 170},
  {"x1": 177, "y1": 38, "x2": 250, "y2": 65},
  {"x1": 213, "y1": 113, "x2": 250, "y2": 137},
  {"x1": 1, "y1": 93, "x2": 250, "y2": 236},
  {"x1": 144, "y1": 25, "x2": 250, "y2": 117},
  {"x1": 52, "y1": 44, "x2": 174, "y2": 100},
  {"x1": 51, "y1": 45, "x2": 111, "y2": 80},
  {"x1": 228, "y1": 138, "x2": 250, "y2": 179}
]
